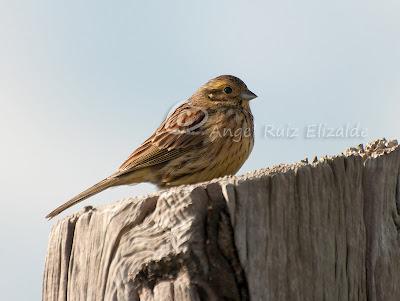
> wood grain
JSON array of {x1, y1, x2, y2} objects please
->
[{"x1": 43, "y1": 139, "x2": 400, "y2": 301}]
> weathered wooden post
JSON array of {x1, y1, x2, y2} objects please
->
[{"x1": 43, "y1": 139, "x2": 400, "y2": 301}]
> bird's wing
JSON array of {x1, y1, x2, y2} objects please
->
[{"x1": 115, "y1": 102, "x2": 209, "y2": 176}]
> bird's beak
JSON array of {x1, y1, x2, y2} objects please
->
[{"x1": 240, "y1": 89, "x2": 258, "y2": 101}]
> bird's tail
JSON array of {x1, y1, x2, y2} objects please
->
[{"x1": 46, "y1": 177, "x2": 119, "y2": 219}]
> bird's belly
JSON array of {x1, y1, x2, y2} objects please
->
[{"x1": 161, "y1": 134, "x2": 253, "y2": 187}]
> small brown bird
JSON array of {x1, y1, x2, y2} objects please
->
[{"x1": 47, "y1": 75, "x2": 257, "y2": 218}]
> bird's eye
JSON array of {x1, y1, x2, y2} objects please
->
[{"x1": 223, "y1": 86, "x2": 233, "y2": 94}]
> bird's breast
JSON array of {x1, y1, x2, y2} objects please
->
[
  {"x1": 158, "y1": 105, "x2": 254, "y2": 187},
  {"x1": 203, "y1": 107, "x2": 254, "y2": 175}
]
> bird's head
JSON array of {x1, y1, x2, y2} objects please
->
[{"x1": 192, "y1": 75, "x2": 257, "y2": 107}]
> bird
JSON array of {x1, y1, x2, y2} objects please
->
[{"x1": 47, "y1": 75, "x2": 257, "y2": 219}]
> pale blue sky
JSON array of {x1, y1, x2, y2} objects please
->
[{"x1": 1, "y1": 1, "x2": 399, "y2": 299}]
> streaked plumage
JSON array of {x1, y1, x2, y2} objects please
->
[{"x1": 47, "y1": 75, "x2": 257, "y2": 219}]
